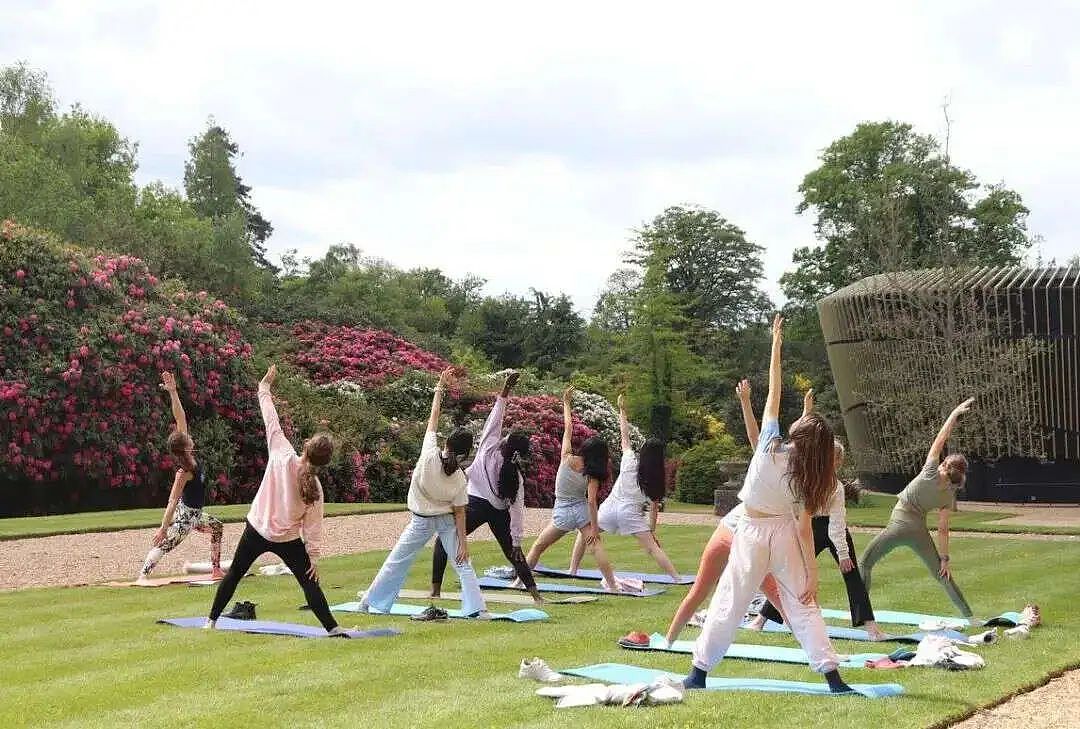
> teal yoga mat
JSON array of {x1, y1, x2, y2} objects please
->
[
  {"x1": 160, "y1": 617, "x2": 399, "y2": 639},
  {"x1": 745, "y1": 617, "x2": 966, "y2": 644},
  {"x1": 331, "y1": 601, "x2": 549, "y2": 622},
  {"x1": 478, "y1": 576, "x2": 666, "y2": 597},
  {"x1": 621, "y1": 632, "x2": 885, "y2": 669},
  {"x1": 532, "y1": 563, "x2": 695, "y2": 585},
  {"x1": 819, "y1": 607, "x2": 1022, "y2": 628},
  {"x1": 561, "y1": 663, "x2": 904, "y2": 698}
]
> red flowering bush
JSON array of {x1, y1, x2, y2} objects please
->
[
  {"x1": 467, "y1": 394, "x2": 603, "y2": 508},
  {"x1": 291, "y1": 322, "x2": 449, "y2": 387},
  {"x1": 0, "y1": 221, "x2": 265, "y2": 511}
]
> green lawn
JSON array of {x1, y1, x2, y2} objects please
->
[
  {"x1": 0, "y1": 502, "x2": 405, "y2": 541},
  {"x1": 1, "y1": 526, "x2": 1077, "y2": 728},
  {"x1": 667, "y1": 494, "x2": 1080, "y2": 535}
]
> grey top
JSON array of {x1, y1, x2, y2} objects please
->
[
  {"x1": 894, "y1": 457, "x2": 958, "y2": 518},
  {"x1": 554, "y1": 461, "x2": 588, "y2": 504}
]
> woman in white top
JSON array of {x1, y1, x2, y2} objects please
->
[
  {"x1": 684, "y1": 315, "x2": 851, "y2": 693},
  {"x1": 358, "y1": 367, "x2": 489, "y2": 619},
  {"x1": 566, "y1": 394, "x2": 680, "y2": 580}
]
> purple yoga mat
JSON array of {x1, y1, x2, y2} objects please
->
[{"x1": 159, "y1": 617, "x2": 401, "y2": 639}]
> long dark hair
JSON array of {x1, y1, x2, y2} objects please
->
[
  {"x1": 637, "y1": 437, "x2": 666, "y2": 501},
  {"x1": 441, "y1": 428, "x2": 474, "y2": 476},
  {"x1": 497, "y1": 431, "x2": 531, "y2": 502},
  {"x1": 580, "y1": 436, "x2": 610, "y2": 482},
  {"x1": 780, "y1": 413, "x2": 835, "y2": 515}
]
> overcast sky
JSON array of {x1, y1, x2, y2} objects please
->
[{"x1": 6, "y1": 0, "x2": 1079, "y2": 311}]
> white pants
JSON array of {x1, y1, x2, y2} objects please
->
[{"x1": 692, "y1": 515, "x2": 839, "y2": 673}]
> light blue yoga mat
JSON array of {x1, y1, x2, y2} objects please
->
[
  {"x1": 331, "y1": 601, "x2": 549, "y2": 622},
  {"x1": 561, "y1": 663, "x2": 904, "y2": 698},
  {"x1": 819, "y1": 607, "x2": 1022, "y2": 628},
  {"x1": 478, "y1": 576, "x2": 666, "y2": 597},
  {"x1": 621, "y1": 633, "x2": 885, "y2": 669},
  {"x1": 533, "y1": 563, "x2": 695, "y2": 585},
  {"x1": 745, "y1": 617, "x2": 966, "y2": 644},
  {"x1": 159, "y1": 617, "x2": 400, "y2": 639}
]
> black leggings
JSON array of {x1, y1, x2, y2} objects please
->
[
  {"x1": 759, "y1": 516, "x2": 876, "y2": 627},
  {"x1": 209, "y1": 521, "x2": 338, "y2": 631},
  {"x1": 432, "y1": 495, "x2": 537, "y2": 590}
]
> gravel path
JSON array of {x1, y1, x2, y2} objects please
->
[
  {"x1": 950, "y1": 669, "x2": 1080, "y2": 729},
  {"x1": 0, "y1": 509, "x2": 719, "y2": 591}
]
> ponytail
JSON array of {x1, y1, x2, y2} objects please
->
[
  {"x1": 298, "y1": 462, "x2": 320, "y2": 505},
  {"x1": 300, "y1": 432, "x2": 334, "y2": 505},
  {"x1": 498, "y1": 431, "x2": 531, "y2": 502}
]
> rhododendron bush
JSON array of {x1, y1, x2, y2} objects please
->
[
  {"x1": 0, "y1": 222, "x2": 265, "y2": 512},
  {"x1": 291, "y1": 322, "x2": 449, "y2": 387}
]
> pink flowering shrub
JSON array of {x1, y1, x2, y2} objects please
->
[
  {"x1": 291, "y1": 322, "x2": 449, "y2": 387},
  {"x1": 0, "y1": 222, "x2": 264, "y2": 511}
]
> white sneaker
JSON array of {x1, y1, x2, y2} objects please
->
[
  {"x1": 519, "y1": 657, "x2": 563, "y2": 682},
  {"x1": 966, "y1": 628, "x2": 999, "y2": 645},
  {"x1": 1005, "y1": 625, "x2": 1031, "y2": 640},
  {"x1": 471, "y1": 611, "x2": 495, "y2": 621}
]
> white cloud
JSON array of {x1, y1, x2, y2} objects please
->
[{"x1": 4, "y1": 0, "x2": 1079, "y2": 311}]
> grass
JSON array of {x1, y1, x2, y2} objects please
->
[
  {"x1": 667, "y1": 494, "x2": 1080, "y2": 535},
  {"x1": 1, "y1": 526, "x2": 1077, "y2": 728},
  {"x1": 0, "y1": 502, "x2": 406, "y2": 541}
]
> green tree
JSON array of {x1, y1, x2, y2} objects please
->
[
  {"x1": 592, "y1": 268, "x2": 641, "y2": 332},
  {"x1": 458, "y1": 295, "x2": 532, "y2": 368},
  {"x1": 524, "y1": 290, "x2": 585, "y2": 375}
]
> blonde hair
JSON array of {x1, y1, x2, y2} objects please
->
[{"x1": 299, "y1": 433, "x2": 334, "y2": 505}]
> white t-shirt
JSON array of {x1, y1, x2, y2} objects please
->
[
  {"x1": 736, "y1": 417, "x2": 801, "y2": 518},
  {"x1": 720, "y1": 503, "x2": 746, "y2": 531},
  {"x1": 407, "y1": 431, "x2": 469, "y2": 516},
  {"x1": 610, "y1": 451, "x2": 650, "y2": 507}
]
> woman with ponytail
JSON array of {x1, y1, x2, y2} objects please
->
[
  {"x1": 206, "y1": 365, "x2": 349, "y2": 636},
  {"x1": 567, "y1": 393, "x2": 681, "y2": 581},
  {"x1": 859, "y1": 398, "x2": 978, "y2": 620},
  {"x1": 430, "y1": 371, "x2": 543, "y2": 604},
  {"x1": 136, "y1": 371, "x2": 224, "y2": 583},
  {"x1": 358, "y1": 367, "x2": 491, "y2": 619}
]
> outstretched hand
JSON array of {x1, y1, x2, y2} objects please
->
[
  {"x1": 159, "y1": 371, "x2": 177, "y2": 393},
  {"x1": 735, "y1": 378, "x2": 751, "y2": 404},
  {"x1": 952, "y1": 397, "x2": 975, "y2": 418},
  {"x1": 771, "y1": 313, "x2": 784, "y2": 342},
  {"x1": 617, "y1": 393, "x2": 626, "y2": 411},
  {"x1": 261, "y1": 364, "x2": 277, "y2": 388},
  {"x1": 502, "y1": 370, "x2": 520, "y2": 396},
  {"x1": 803, "y1": 388, "x2": 815, "y2": 414},
  {"x1": 563, "y1": 385, "x2": 575, "y2": 405},
  {"x1": 438, "y1": 366, "x2": 456, "y2": 389}
]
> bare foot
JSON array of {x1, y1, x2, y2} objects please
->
[
  {"x1": 745, "y1": 615, "x2": 767, "y2": 631},
  {"x1": 865, "y1": 622, "x2": 888, "y2": 641},
  {"x1": 210, "y1": 569, "x2": 226, "y2": 581}
]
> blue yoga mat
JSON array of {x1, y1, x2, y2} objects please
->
[
  {"x1": 745, "y1": 617, "x2": 966, "y2": 644},
  {"x1": 159, "y1": 617, "x2": 400, "y2": 639},
  {"x1": 621, "y1": 632, "x2": 885, "y2": 669},
  {"x1": 331, "y1": 601, "x2": 549, "y2": 622},
  {"x1": 478, "y1": 576, "x2": 665, "y2": 597},
  {"x1": 819, "y1": 607, "x2": 1022, "y2": 628},
  {"x1": 561, "y1": 663, "x2": 904, "y2": 698},
  {"x1": 532, "y1": 563, "x2": 695, "y2": 585}
]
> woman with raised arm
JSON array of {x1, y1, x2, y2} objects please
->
[
  {"x1": 136, "y1": 371, "x2": 224, "y2": 583},
  {"x1": 859, "y1": 398, "x2": 976, "y2": 620},
  {"x1": 206, "y1": 365, "x2": 348, "y2": 635},
  {"x1": 429, "y1": 371, "x2": 543, "y2": 605},
  {"x1": 567, "y1": 393, "x2": 680, "y2": 580},
  {"x1": 745, "y1": 388, "x2": 886, "y2": 640},
  {"x1": 358, "y1": 367, "x2": 491, "y2": 620},
  {"x1": 520, "y1": 386, "x2": 624, "y2": 592},
  {"x1": 684, "y1": 315, "x2": 852, "y2": 693}
]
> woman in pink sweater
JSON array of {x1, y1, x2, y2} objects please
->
[{"x1": 206, "y1": 365, "x2": 349, "y2": 636}]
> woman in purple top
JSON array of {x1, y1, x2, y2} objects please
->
[{"x1": 430, "y1": 371, "x2": 543, "y2": 605}]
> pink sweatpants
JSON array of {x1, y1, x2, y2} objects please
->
[{"x1": 692, "y1": 515, "x2": 839, "y2": 673}]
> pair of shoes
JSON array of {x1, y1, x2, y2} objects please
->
[
  {"x1": 1020, "y1": 604, "x2": 1041, "y2": 628},
  {"x1": 467, "y1": 610, "x2": 494, "y2": 621},
  {"x1": 410, "y1": 605, "x2": 449, "y2": 622},
  {"x1": 519, "y1": 657, "x2": 563, "y2": 683},
  {"x1": 966, "y1": 628, "x2": 999, "y2": 645},
  {"x1": 223, "y1": 601, "x2": 256, "y2": 620}
]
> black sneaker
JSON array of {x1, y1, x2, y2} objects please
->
[
  {"x1": 224, "y1": 601, "x2": 256, "y2": 620},
  {"x1": 410, "y1": 605, "x2": 448, "y2": 622}
]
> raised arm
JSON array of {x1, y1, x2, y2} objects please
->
[
  {"x1": 927, "y1": 397, "x2": 975, "y2": 462},
  {"x1": 761, "y1": 314, "x2": 784, "y2": 423},
  {"x1": 617, "y1": 393, "x2": 631, "y2": 452},
  {"x1": 561, "y1": 386, "x2": 575, "y2": 459},
  {"x1": 159, "y1": 371, "x2": 188, "y2": 434},
  {"x1": 428, "y1": 367, "x2": 456, "y2": 433},
  {"x1": 735, "y1": 379, "x2": 760, "y2": 446},
  {"x1": 802, "y1": 387, "x2": 814, "y2": 419},
  {"x1": 477, "y1": 371, "x2": 518, "y2": 452},
  {"x1": 258, "y1": 365, "x2": 292, "y2": 456}
]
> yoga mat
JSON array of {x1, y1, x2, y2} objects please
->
[
  {"x1": 331, "y1": 601, "x2": 549, "y2": 623},
  {"x1": 561, "y1": 664, "x2": 904, "y2": 699},
  {"x1": 478, "y1": 576, "x2": 665, "y2": 597},
  {"x1": 106, "y1": 574, "x2": 218, "y2": 588},
  {"x1": 159, "y1": 617, "x2": 400, "y2": 639},
  {"x1": 533, "y1": 564, "x2": 695, "y2": 585},
  {"x1": 745, "y1": 618, "x2": 966, "y2": 644},
  {"x1": 620, "y1": 632, "x2": 886, "y2": 669},
  {"x1": 819, "y1": 608, "x2": 1022, "y2": 629},
  {"x1": 398, "y1": 589, "x2": 597, "y2": 605}
]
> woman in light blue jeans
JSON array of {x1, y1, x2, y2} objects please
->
[{"x1": 359, "y1": 368, "x2": 488, "y2": 618}]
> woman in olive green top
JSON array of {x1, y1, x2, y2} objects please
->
[{"x1": 859, "y1": 398, "x2": 976, "y2": 618}]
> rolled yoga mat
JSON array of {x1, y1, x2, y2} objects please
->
[
  {"x1": 398, "y1": 588, "x2": 597, "y2": 605},
  {"x1": 478, "y1": 576, "x2": 665, "y2": 597},
  {"x1": 743, "y1": 617, "x2": 967, "y2": 644},
  {"x1": 532, "y1": 563, "x2": 696, "y2": 585},
  {"x1": 621, "y1": 632, "x2": 886, "y2": 669},
  {"x1": 331, "y1": 601, "x2": 549, "y2": 622},
  {"x1": 560, "y1": 663, "x2": 904, "y2": 698},
  {"x1": 159, "y1": 617, "x2": 400, "y2": 639}
]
